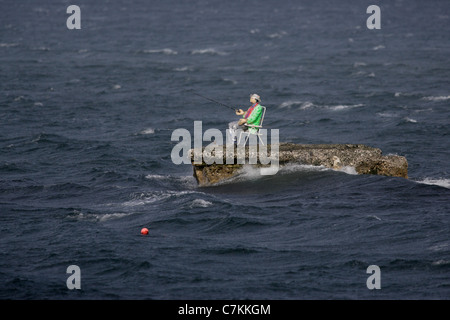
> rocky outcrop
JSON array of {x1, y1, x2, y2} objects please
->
[{"x1": 190, "y1": 143, "x2": 408, "y2": 186}]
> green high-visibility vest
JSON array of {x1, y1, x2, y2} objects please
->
[{"x1": 243, "y1": 104, "x2": 263, "y2": 134}]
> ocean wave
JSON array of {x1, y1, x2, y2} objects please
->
[
  {"x1": 139, "y1": 128, "x2": 155, "y2": 135},
  {"x1": 222, "y1": 78, "x2": 238, "y2": 85},
  {"x1": 267, "y1": 31, "x2": 288, "y2": 39},
  {"x1": 144, "y1": 174, "x2": 166, "y2": 180},
  {"x1": 142, "y1": 48, "x2": 178, "y2": 55},
  {"x1": 144, "y1": 174, "x2": 198, "y2": 190},
  {"x1": 394, "y1": 92, "x2": 424, "y2": 99},
  {"x1": 403, "y1": 117, "x2": 417, "y2": 123},
  {"x1": 279, "y1": 100, "x2": 304, "y2": 109},
  {"x1": 232, "y1": 164, "x2": 325, "y2": 182},
  {"x1": 67, "y1": 210, "x2": 131, "y2": 222},
  {"x1": 335, "y1": 166, "x2": 358, "y2": 175},
  {"x1": 428, "y1": 243, "x2": 449, "y2": 252},
  {"x1": 278, "y1": 163, "x2": 329, "y2": 174},
  {"x1": 211, "y1": 162, "x2": 360, "y2": 186},
  {"x1": 123, "y1": 190, "x2": 203, "y2": 207},
  {"x1": 353, "y1": 62, "x2": 367, "y2": 67},
  {"x1": 281, "y1": 163, "x2": 357, "y2": 175},
  {"x1": 145, "y1": 174, "x2": 197, "y2": 183},
  {"x1": 279, "y1": 100, "x2": 316, "y2": 110},
  {"x1": 33, "y1": 46, "x2": 50, "y2": 51},
  {"x1": 326, "y1": 104, "x2": 364, "y2": 111},
  {"x1": 0, "y1": 43, "x2": 19, "y2": 48},
  {"x1": 377, "y1": 112, "x2": 398, "y2": 118},
  {"x1": 190, "y1": 48, "x2": 228, "y2": 56},
  {"x1": 174, "y1": 66, "x2": 194, "y2": 72},
  {"x1": 189, "y1": 199, "x2": 213, "y2": 208},
  {"x1": 422, "y1": 95, "x2": 450, "y2": 102},
  {"x1": 279, "y1": 100, "x2": 363, "y2": 111},
  {"x1": 394, "y1": 92, "x2": 415, "y2": 97},
  {"x1": 431, "y1": 259, "x2": 450, "y2": 266},
  {"x1": 123, "y1": 191, "x2": 172, "y2": 207},
  {"x1": 416, "y1": 178, "x2": 450, "y2": 189}
]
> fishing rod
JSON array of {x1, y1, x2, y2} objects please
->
[{"x1": 192, "y1": 91, "x2": 238, "y2": 111}]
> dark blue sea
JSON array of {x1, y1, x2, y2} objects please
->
[{"x1": 1, "y1": 0, "x2": 449, "y2": 300}]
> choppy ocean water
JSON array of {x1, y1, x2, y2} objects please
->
[{"x1": 0, "y1": 0, "x2": 449, "y2": 300}]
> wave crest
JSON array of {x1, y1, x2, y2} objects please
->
[
  {"x1": 191, "y1": 48, "x2": 227, "y2": 56},
  {"x1": 416, "y1": 178, "x2": 450, "y2": 189},
  {"x1": 422, "y1": 95, "x2": 450, "y2": 102}
]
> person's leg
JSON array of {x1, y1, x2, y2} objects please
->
[
  {"x1": 227, "y1": 121, "x2": 239, "y2": 143},
  {"x1": 238, "y1": 123, "x2": 248, "y2": 131}
]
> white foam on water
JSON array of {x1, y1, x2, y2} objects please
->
[
  {"x1": 281, "y1": 163, "x2": 358, "y2": 176},
  {"x1": 97, "y1": 213, "x2": 130, "y2": 222},
  {"x1": 299, "y1": 102, "x2": 315, "y2": 110},
  {"x1": 422, "y1": 95, "x2": 450, "y2": 102},
  {"x1": 0, "y1": 43, "x2": 18, "y2": 47},
  {"x1": 239, "y1": 163, "x2": 357, "y2": 177},
  {"x1": 222, "y1": 78, "x2": 238, "y2": 85},
  {"x1": 428, "y1": 242, "x2": 449, "y2": 252},
  {"x1": 326, "y1": 104, "x2": 364, "y2": 111},
  {"x1": 404, "y1": 117, "x2": 417, "y2": 123},
  {"x1": 190, "y1": 199, "x2": 213, "y2": 208},
  {"x1": 123, "y1": 190, "x2": 204, "y2": 207},
  {"x1": 267, "y1": 31, "x2": 288, "y2": 38},
  {"x1": 145, "y1": 174, "x2": 199, "y2": 190},
  {"x1": 336, "y1": 166, "x2": 358, "y2": 175},
  {"x1": 353, "y1": 62, "x2": 367, "y2": 67},
  {"x1": 33, "y1": 46, "x2": 50, "y2": 51},
  {"x1": 145, "y1": 174, "x2": 166, "y2": 180},
  {"x1": 191, "y1": 48, "x2": 228, "y2": 56},
  {"x1": 279, "y1": 100, "x2": 316, "y2": 110},
  {"x1": 238, "y1": 164, "x2": 268, "y2": 179},
  {"x1": 416, "y1": 178, "x2": 450, "y2": 189},
  {"x1": 414, "y1": 108, "x2": 433, "y2": 113},
  {"x1": 373, "y1": 45, "x2": 385, "y2": 50},
  {"x1": 280, "y1": 100, "x2": 363, "y2": 111},
  {"x1": 279, "y1": 100, "x2": 303, "y2": 109},
  {"x1": 432, "y1": 259, "x2": 450, "y2": 266},
  {"x1": 377, "y1": 112, "x2": 398, "y2": 118},
  {"x1": 67, "y1": 210, "x2": 131, "y2": 222},
  {"x1": 174, "y1": 66, "x2": 193, "y2": 72},
  {"x1": 140, "y1": 128, "x2": 155, "y2": 134},
  {"x1": 209, "y1": 162, "x2": 361, "y2": 186},
  {"x1": 143, "y1": 48, "x2": 178, "y2": 55},
  {"x1": 279, "y1": 163, "x2": 328, "y2": 174},
  {"x1": 122, "y1": 192, "x2": 171, "y2": 207}
]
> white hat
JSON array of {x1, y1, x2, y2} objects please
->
[{"x1": 250, "y1": 94, "x2": 261, "y2": 102}]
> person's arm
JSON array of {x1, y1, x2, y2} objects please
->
[
  {"x1": 236, "y1": 109, "x2": 244, "y2": 116},
  {"x1": 238, "y1": 118, "x2": 247, "y2": 125},
  {"x1": 238, "y1": 108, "x2": 249, "y2": 125}
]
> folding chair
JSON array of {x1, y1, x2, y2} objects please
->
[{"x1": 238, "y1": 106, "x2": 266, "y2": 145}]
